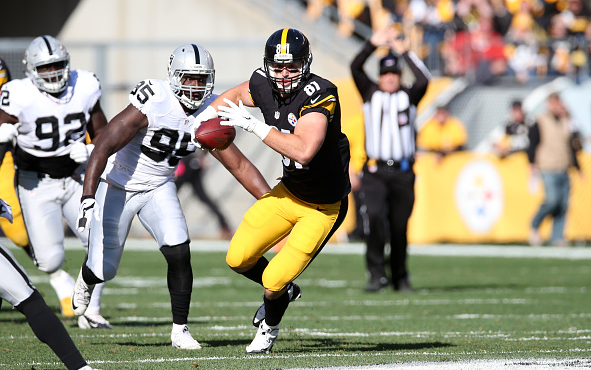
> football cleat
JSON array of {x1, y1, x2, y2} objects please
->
[
  {"x1": 252, "y1": 283, "x2": 301, "y2": 327},
  {"x1": 78, "y1": 314, "x2": 112, "y2": 329},
  {"x1": 72, "y1": 269, "x2": 95, "y2": 316},
  {"x1": 246, "y1": 319, "x2": 279, "y2": 354},
  {"x1": 171, "y1": 325, "x2": 202, "y2": 349}
]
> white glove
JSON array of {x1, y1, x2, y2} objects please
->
[
  {"x1": 0, "y1": 198, "x2": 13, "y2": 223},
  {"x1": 190, "y1": 105, "x2": 218, "y2": 149},
  {"x1": 0, "y1": 123, "x2": 21, "y2": 143},
  {"x1": 77, "y1": 196, "x2": 96, "y2": 233},
  {"x1": 69, "y1": 140, "x2": 93, "y2": 163},
  {"x1": 218, "y1": 99, "x2": 271, "y2": 140}
]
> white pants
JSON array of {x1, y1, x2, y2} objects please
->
[
  {"x1": 87, "y1": 180, "x2": 189, "y2": 281},
  {"x1": 0, "y1": 242, "x2": 35, "y2": 306},
  {"x1": 17, "y1": 170, "x2": 88, "y2": 273}
]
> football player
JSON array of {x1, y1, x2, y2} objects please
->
[
  {"x1": 199, "y1": 28, "x2": 351, "y2": 354},
  {"x1": 0, "y1": 36, "x2": 110, "y2": 328},
  {"x1": 0, "y1": 199, "x2": 100, "y2": 370},
  {"x1": 71, "y1": 44, "x2": 270, "y2": 349}
]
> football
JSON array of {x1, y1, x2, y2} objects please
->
[{"x1": 194, "y1": 118, "x2": 236, "y2": 151}]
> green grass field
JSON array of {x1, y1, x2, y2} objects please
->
[{"x1": 1, "y1": 239, "x2": 590, "y2": 369}]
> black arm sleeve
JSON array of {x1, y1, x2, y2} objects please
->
[
  {"x1": 350, "y1": 42, "x2": 379, "y2": 102},
  {"x1": 526, "y1": 123, "x2": 540, "y2": 164},
  {"x1": 570, "y1": 132, "x2": 581, "y2": 170},
  {"x1": 402, "y1": 52, "x2": 431, "y2": 105}
]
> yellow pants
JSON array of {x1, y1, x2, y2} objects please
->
[
  {"x1": 0, "y1": 150, "x2": 29, "y2": 247},
  {"x1": 226, "y1": 182, "x2": 345, "y2": 291}
]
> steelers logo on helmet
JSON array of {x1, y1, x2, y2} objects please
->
[
  {"x1": 23, "y1": 35, "x2": 71, "y2": 94},
  {"x1": 168, "y1": 44, "x2": 215, "y2": 110},
  {"x1": 264, "y1": 28, "x2": 313, "y2": 95}
]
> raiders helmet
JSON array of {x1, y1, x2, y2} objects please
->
[
  {"x1": 23, "y1": 35, "x2": 70, "y2": 94},
  {"x1": 263, "y1": 28, "x2": 312, "y2": 95},
  {"x1": 168, "y1": 44, "x2": 215, "y2": 110}
]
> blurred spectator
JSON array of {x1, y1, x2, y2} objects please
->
[
  {"x1": 441, "y1": 15, "x2": 508, "y2": 83},
  {"x1": 527, "y1": 93, "x2": 582, "y2": 247},
  {"x1": 417, "y1": 105, "x2": 467, "y2": 158},
  {"x1": 492, "y1": 99, "x2": 530, "y2": 157},
  {"x1": 407, "y1": 0, "x2": 457, "y2": 72},
  {"x1": 175, "y1": 151, "x2": 233, "y2": 239}
]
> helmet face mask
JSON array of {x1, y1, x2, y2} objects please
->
[
  {"x1": 264, "y1": 28, "x2": 312, "y2": 95},
  {"x1": 168, "y1": 44, "x2": 215, "y2": 110},
  {"x1": 23, "y1": 36, "x2": 70, "y2": 94}
]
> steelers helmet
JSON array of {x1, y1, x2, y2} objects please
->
[
  {"x1": 168, "y1": 44, "x2": 215, "y2": 110},
  {"x1": 263, "y1": 28, "x2": 312, "y2": 95},
  {"x1": 23, "y1": 35, "x2": 70, "y2": 94}
]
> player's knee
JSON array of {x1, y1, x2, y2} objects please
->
[
  {"x1": 101, "y1": 262, "x2": 118, "y2": 281},
  {"x1": 226, "y1": 252, "x2": 247, "y2": 270},
  {"x1": 160, "y1": 241, "x2": 191, "y2": 267},
  {"x1": 36, "y1": 251, "x2": 65, "y2": 274}
]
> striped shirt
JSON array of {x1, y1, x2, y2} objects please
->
[{"x1": 351, "y1": 42, "x2": 430, "y2": 163}]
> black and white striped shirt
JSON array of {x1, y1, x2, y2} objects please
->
[{"x1": 351, "y1": 43, "x2": 430, "y2": 163}]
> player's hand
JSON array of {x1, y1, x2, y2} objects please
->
[
  {"x1": 191, "y1": 105, "x2": 218, "y2": 149},
  {"x1": 0, "y1": 123, "x2": 21, "y2": 143},
  {"x1": 69, "y1": 140, "x2": 94, "y2": 163},
  {"x1": 0, "y1": 198, "x2": 13, "y2": 223},
  {"x1": 77, "y1": 196, "x2": 96, "y2": 233},
  {"x1": 218, "y1": 99, "x2": 271, "y2": 140}
]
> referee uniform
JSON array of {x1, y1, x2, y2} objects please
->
[{"x1": 351, "y1": 40, "x2": 430, "y2": 291}]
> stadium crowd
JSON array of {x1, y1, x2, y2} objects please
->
[{"x1": 301, "y1": 0, "x2": 590, "y2": 83}]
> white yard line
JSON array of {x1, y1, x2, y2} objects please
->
[{"x1": 2, "y1": 237, "x2": 590, "y2": 259}]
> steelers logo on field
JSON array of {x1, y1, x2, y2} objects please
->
[{"x1": 454, "y1": 160, "x2": 504, "y2": 234}]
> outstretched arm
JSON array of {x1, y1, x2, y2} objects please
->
[{"x1": 210, "y1": 144, "x2": 271, "y2": 199}]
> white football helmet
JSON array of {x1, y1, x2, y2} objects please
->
[
  {"x1": 168, "y1": 44, "x2": 215, "y2": 110},
  {"x1": 23, "y1": 35, "x2": 70, "y2": 94}
]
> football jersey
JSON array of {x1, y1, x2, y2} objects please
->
[
  {"x1": 103, "y1": 79, "x2": 209, "y2": 192},
  {"x1": 1, "y1": 70, "x2": 101, "y2": 177},
  {"x1": 248, "y1": 69, "x2": 351, "y2": 204}
]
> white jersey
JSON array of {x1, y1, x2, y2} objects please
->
[
  {"x1": 103, "y1": 79, "x2": 214, "y2": 191},
  {"x1": 1, "y1": 69, "x2": 101, "y2": 158}
]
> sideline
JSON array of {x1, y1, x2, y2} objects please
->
[{"x1": 2, "y1": 237, "x2": 590, "y2": 260}]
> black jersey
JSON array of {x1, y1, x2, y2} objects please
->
[{"x1": 248, "y1": 69, "x2": 351, "y2": 204}]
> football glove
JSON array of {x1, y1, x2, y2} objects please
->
[
  {"x1": 0, "y1": 123, "x2": 21, "y2": 143},
  {"x1": 190, "y1": 105, "x2": 218, "y2": 150},
  {"x1": 0, "y1": 198, "x2": 13, "y2": 223},
  {"x1": 218, "y1": 99, "x2": 271, "y2": 140},
  {"x1": 77, "y1": 196, "x2": 96, "y2": 233},
  {"x1": 69, "y1": 140, "x2": 95, "y2": 163}
]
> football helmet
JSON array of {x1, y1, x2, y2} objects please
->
[
  {"x1": 168, "y1": 44, "x2": 215, "y2": 110},
  {"x1": 263, "y1": 28, "x2": 312, "y2": 95},
  {"x1": 23, "y1": 35, "x2": 70, "y2": 94}
]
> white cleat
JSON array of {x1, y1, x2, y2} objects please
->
[
  {"x1": 253, "y1": 283, "x2": 301, "y2": 327},
  {"x1": 171, "y1": 324, "x2": 202, "y2": 349},
  {"x1": 246, "y1": 319, "x2": 279, "y2": 354},
  {"x1": 71, "y1": 269, "x2": 94, "y2": 316},
  {"x1": 78, "y1": 314, "x2": 112, "y2": 329}
]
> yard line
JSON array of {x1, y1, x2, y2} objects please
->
[{"x1": 4, "y1": 237, "x2": 590, "y2": 260}]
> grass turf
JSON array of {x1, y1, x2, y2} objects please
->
[{"x1": 0, "y1": 241, "x2": 589, "y2": 369}]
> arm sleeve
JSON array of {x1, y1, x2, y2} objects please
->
[
  {"x1": 526, "y1": 123, "x2": 540, "y2": 164},
  {"x1": 403, "y1": 51, "x2": 431, "y2": 105},
  {"x1": 350, "y1": 42, "x2": 379, "y2": 102}
]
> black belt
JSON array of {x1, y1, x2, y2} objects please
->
[{"x1": 376, "y1": 159, "x2": 414, "y2": 169}]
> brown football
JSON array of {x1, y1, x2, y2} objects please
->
[{"x1": 194, "y1": 118, "x2": 236, "y2": 151}]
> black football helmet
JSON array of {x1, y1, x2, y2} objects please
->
[{"x1": 263, "y1": 28, "x2": 312, "y2": 95}]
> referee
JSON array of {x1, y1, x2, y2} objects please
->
[{"x1": 350, "y1": 25, "x2": 430, "y2": 292}]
